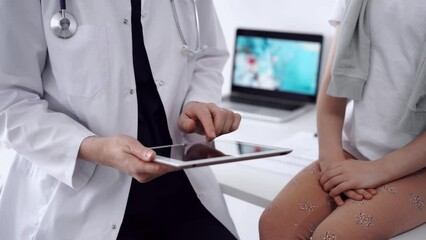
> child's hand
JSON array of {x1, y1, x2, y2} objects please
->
[
  {"x1": 333, "y1": 188, "x2": 378, "y2": 206},
  {"x1": 320, "y1": 159, "x2": 383, "y2": 199}
]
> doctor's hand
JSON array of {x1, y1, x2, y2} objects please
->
[
  {"x1": 78, "y1": 135, "x2": 177, "y2": 183},
  {"x1": 178, "y1": 101, "x2": 242, "y2": 141}
]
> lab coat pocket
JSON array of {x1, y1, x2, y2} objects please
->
[{"x1": 48, "y1": 25, "x2": 109, "y2": 97}]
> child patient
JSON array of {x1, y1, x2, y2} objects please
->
[{"x1": 259, "y1": 0, "x2": 426, "y2": 239}]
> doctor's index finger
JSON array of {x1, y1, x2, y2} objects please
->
[{"x1": 195, "y1": 105, "x2": 217, "y2": 141}]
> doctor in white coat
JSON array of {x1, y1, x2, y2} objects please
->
[{"x1": 0, "y1": 0, "x2": 241, "y2": 239}]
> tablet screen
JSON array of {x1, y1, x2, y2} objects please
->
[{"x1": 152, "y1": 140, "x2": 291, "y2": 168}]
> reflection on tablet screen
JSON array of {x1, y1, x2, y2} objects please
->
[{"x1": 153, "y1": 141, "x2": 280, "y2": 162}]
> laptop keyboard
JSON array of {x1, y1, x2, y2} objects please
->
[{"x1": 229, "y1": 96, "x2": 301, "y2": 111}]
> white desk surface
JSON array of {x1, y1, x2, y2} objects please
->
[{"x1": 211, "y1": 107, "x2": 317, "y2": 208}]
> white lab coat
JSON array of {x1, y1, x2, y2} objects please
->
[{"x1": 0, "y1": 0, "x2": 238, "y2": 239}]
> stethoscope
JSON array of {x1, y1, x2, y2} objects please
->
[
  {"x1": 49, "y1": 0, "x2": 207, "y2": 54},
  {"x1": 50, "y1": 0, "x2": 78, "y2": 39},
  {"x1": 171, "y1": 0, "x2": 207, "y2": 54}
]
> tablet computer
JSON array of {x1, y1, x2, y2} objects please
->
[{"x1": 152, "y1": 140, "x2": 292, "y2": 169}]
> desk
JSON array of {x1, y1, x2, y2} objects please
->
[{"x1": 211, "y1": 107, "x2": 426, "y2": 240}]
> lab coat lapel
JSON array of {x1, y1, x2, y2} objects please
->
[{"x1": 142, "y1": 0, "x2": 146, "y2": 11}]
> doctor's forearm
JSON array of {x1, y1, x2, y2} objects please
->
[
  {"x1": 78, "y1": 136, "x2": 103, "y2": 164},
  {"x1": 77, "y1": 136, "x2": 131, "y2": 167},
  {"x1": 77, "y1": 135, "x2": 175, "y2": 183},
  {"x1": 77, "y1": 135, "x2": 156, "y2": 167},
  {"x1": 78, "y1": 136, "x2": 137, "y2": 166}
]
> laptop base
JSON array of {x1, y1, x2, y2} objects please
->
[{"x1": 221, "y1": 99, "x2": 313, "y2": 123}]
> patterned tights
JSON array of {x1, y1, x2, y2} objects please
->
[{"x1": 259, "y1": 159, "x2": 426, "y2": 239}]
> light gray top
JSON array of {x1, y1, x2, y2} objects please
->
[{"x1": 328, "y1": 0, "x2": 426, "y2": 135}]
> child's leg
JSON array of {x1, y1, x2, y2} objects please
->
[
  {"x1": 259, "y1": 160, "x2": 337, "y2": 239},
  {"x1": 312, "y1": 168, "x2": 426, "y2": 240}
]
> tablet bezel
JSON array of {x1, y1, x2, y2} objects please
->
[{"x1": 152, "y1": 140, "x2": 292, "y2": 169}]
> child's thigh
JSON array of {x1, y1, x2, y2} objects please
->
[
  {"x1": 312, "y1": 168, "x2": 426, "y2": 240},
  {"x1": 260, "y1": 160, "x2": 336, "y2": 239}
]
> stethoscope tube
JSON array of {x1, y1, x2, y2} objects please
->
[
  {"x1": 171, "y1": 0, "x2": 206, "y2": 55},
  {"x1": 60, "y1": 0, "x2": 67, "y2": 20},
  {"x1": 60, "y1": 0, "x2": 66, "y2": 10},
  {"x1": 51, "y1": 0, "x2": 206, "y2": 54}
]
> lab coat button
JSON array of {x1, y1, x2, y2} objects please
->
[
  {"x1": 123, "y1": 18, "x2": 129, "y2": 25},
  {"x1": 141, "y1": 11, "x2": 147, "y2": 18},
  {"x1": 158, "y1": 80, "x2": 165, "y2": 86},
  {"x1": 129, "y1": 89, "x2": 135, "y2": 95},
  {"x1": 112, "y1": 224, "x2": 117, "y2": 230}
]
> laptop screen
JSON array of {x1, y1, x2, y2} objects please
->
[{"x1": 231, "y1": 29, "x2": 323, "y2": 104}]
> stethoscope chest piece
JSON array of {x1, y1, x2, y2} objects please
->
[{"x1": 50, "y1": 10, "x2": 78, "y2": 39}]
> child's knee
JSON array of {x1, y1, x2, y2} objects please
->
[
  {"x1": 258, "y1": 209, "x2": 299, "y2": 240},
  {"x1": 258, "y1": 209, "x2": 278, "y2": 239},
  {"x1": 259, "y1": 206, "x2": 320, "y2": 240}
]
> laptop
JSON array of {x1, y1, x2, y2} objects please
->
[{"x1": 221, "y1": 28, "x2": 323, "y2": 122}]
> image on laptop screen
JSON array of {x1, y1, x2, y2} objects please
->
[
  {"x1": 234, "y1": 36, "x2": 320, "y2": 95},
  {"x1": 230, "y1": 29, "x2": 323, "y2": 105}
]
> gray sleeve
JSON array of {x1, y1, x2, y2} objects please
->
[
  {"x1": 327, "y1": 0, "x2": 370, "y2": 101},
  {"x1": 329, "y1": 0, "x2": 350, "y2": 27}
]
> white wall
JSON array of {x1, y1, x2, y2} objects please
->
[{"x1": 213, "y1": 0, "x2": 338, "y2": 96}]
